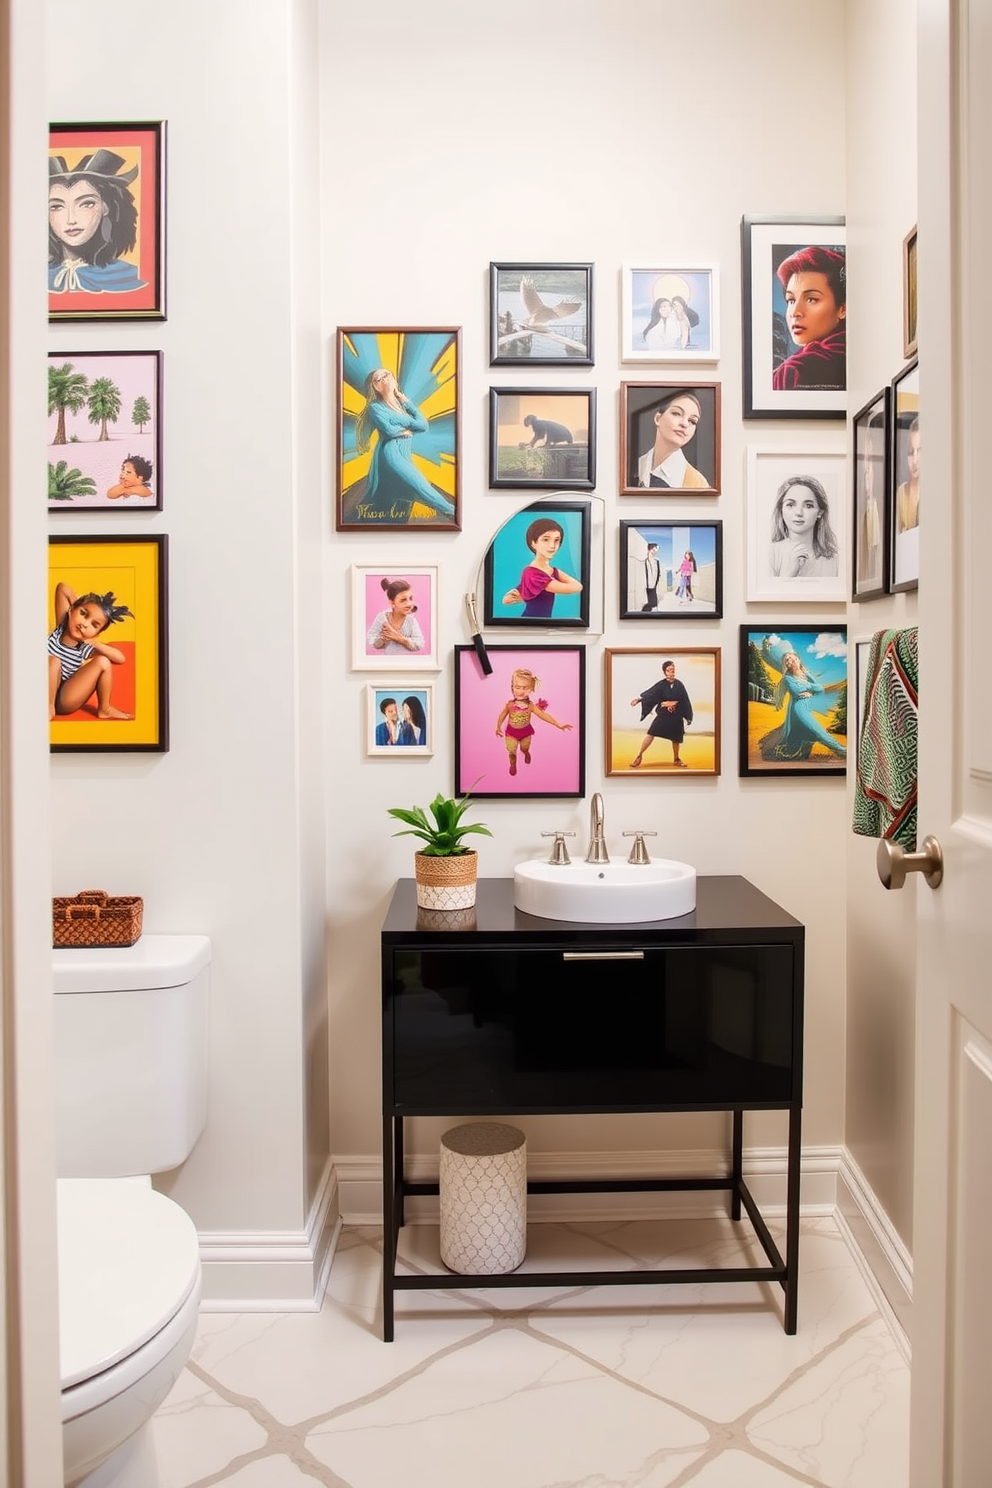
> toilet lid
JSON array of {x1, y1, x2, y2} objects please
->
[{"x1": 58, "y1": 1179, "x2": 201, "y2": 1389}]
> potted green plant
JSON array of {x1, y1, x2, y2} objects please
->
[{"x1": 388, "y1": 790, "x2": 492, "y2": 909}]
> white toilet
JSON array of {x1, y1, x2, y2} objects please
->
[{"x1": 53, "y1": 934, "x2": 210, "y2": 1488}]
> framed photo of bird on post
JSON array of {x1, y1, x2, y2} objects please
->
[{"x1": 489, "y1": 262, "x2": 594, "y2": 366}]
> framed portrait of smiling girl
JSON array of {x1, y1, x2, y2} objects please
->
[
  {"x1": 745, "y1": 447, "x2": 848, "y2": 602},
  {"x1": 49, "y1": 122, "x2": 166, "y2": 322}
]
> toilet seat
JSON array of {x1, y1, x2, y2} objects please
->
[{"x1": 58, "y1": 1179, "x2": 201, "y2": 1390}]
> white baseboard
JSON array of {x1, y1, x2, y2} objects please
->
[
  {"x1": 197, "y1": 1158, "x2": 341, "y2": 1310},
  {"x1": 335, "y1": 1144, "x2": 843, "y2": 1225},
  {"x1": 835, "y1": 1149, "x2": 912, "y2": 1358}
]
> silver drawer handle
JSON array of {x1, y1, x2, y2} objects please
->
[{"x1": 562, "y1": 950, "x2": 645, "y2": 961}]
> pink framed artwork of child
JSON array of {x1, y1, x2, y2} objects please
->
[
  {"x1": 350, "y1": 564, "x2": 439, "y2": 671},
  {"x1": 454, "y1": 644, "x2": 585, "y2": 800}
]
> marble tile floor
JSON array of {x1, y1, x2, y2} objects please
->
[{"x1": 151, "y1": 1215, "x2": 910, "y2": 1488}]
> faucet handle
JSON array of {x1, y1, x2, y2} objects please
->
[
  {"x1": 541, "y1": 830, "x2": 575, "y2": 865},
  {"x1": 623, "y1": 830, "x2": 657, "y2": 865}
]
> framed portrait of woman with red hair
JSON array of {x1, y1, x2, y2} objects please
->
[{"x1": 741, "y1": 216, "x2": 846, "y2": 420}]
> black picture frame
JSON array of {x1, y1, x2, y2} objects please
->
[
  {"x1": 489, "y1": 387, "x2": 596, "y2": 490},
  {"x1": 454, "y1": 643, "x2": 585, "y2": 799},
  {"x1": 618, "y1": 519, "x2": 723, "y2": 619},
  {"x1": 619, "y1": 382, "x2": 721, "y2": 496},
  {"x1": 888, "y1": 358, "x2": 919, "y2": 594},
  {"x1": 49, "y1": 121, "x2": 166, "y2": 323},
  {"x1": 48, "y1": 350, "x2": 164, "y2": 512},
  {"x1": 740, "y1": 214, "x2": 846, "y2": 420},
  {"x1": 484, "y1": 500, "x2": 591, "y2": 629},
  {"x1": 48, "y1": 533, "x2": 169, "y2": 753},
  {"x1": 851, "y1": 387, "x2": 889, "y2": 601},
  {"x1": 739, "y1": 624, "x2": 848, "y2": 778},
  {"x1": 489, "y1": 262, "x2": 594, "y2": 366}
]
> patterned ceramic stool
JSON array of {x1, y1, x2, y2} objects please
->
[{"x1": 439, "y1": 1121, "x2": 527, "y2": 1275}]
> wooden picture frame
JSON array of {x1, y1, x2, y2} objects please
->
[
  {"x1": 489, "y1": 262, "x2": 593, "y2": 366},
  {"x1": 49, "y1": 121, "x2": 166, "y2": 322},
  {"x1": 738, "y1": 625, "x2": 848, "y2": 777},
  {"x1": 619, "y1": 382, "x2": 721, "y2": 495},
  {"x1": 454, "y1": 643, "x2": 585, "y2": 799},
  {"x1": 488, "y1": 387, "x2": 596, "y2": 490},
  {"x1": 484, "y1": 501, "x2": 591, "y2": 629},
  {"x1": 745, "y1": 446, "x2": 847, "y2": 602},
  {"x1": 48, "y1": 534, "x2": 168, "y2": 753},
  {"x1": 851, "y1": 388, "x2": 889, "y2": 601},
  {"x1": 903, "y1": 226, "x2": 918, "y2": 358},
  {"x1": 350, "y1": 564, "x2": 440, "y2": 670},
  {"x1": 605, "y1": 647, "x2": 721, "y2": 776},
  {"x1": 889, "y1": 358, "x2": 920, "y2": 594},
  {"x1": 366, "y1": 683, "x2": 434, "y2": 756},
  {"x1": 48, "y1": 350, "x2": 163, "y2": 512},
  {"x1": 620, "y1": 263, "x2": 720, "y2": 363},
  {"x1": 336, "y1": 327, "x2": 460, "y2": 531},
  {"x1": 618, "y1": 519, "x2": 723, "y2": 619},
  {"x1": 740, "y1": 215, "x2": 846, "y2": 419}
]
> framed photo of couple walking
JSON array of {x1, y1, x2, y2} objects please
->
[
  {"x1": 738, "y1": 625, "x2": 848, "y2": 777},
  {"x1": 618, "y1": 520, "x2": 723, "y2": 619},
  {"x1": 604, "y1": 647, "x2": 721, "y2": 777}
]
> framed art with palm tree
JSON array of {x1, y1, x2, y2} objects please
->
[{"x1": 48, "y1": 350, "x2": 163, "y2": 512}]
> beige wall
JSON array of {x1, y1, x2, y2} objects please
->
[
  {"x1": 843, "y1": 0, "x2": 919, "y2": 1251},
  {"x1": 321, "y1": 0, "x2": 852, "y2": 1182}
]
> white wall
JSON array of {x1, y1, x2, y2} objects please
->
[
  {"x1": 843, "y1": 0, "x2": 918, "y2": 1252},
  {"x1": 45, "y1": 0, "x2": 330, "y2": 1295},
  {"x1": 321, "y1": 0, "x2": 852, "y2": 1183}
]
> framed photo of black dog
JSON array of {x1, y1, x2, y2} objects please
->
[{"x1": 489, "y1": 387, "x2": 596, "y2": 491}]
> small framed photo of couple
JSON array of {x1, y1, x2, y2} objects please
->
[
  {"x1": 740, "y1": 215, "x2": 846, "y2": 420},
  {"x1": 489, "y1": 262, "x2": 594, "y2": 367},
  {"x1": 453, "y1": 643, "x2": 585, "y2": 799},
  {"x1": 49, "y1": 122, "x2": 166, "y2": 323},
  {"x1": 489, "y1": 387, "x2": 596, "y2": 491},
  {"x1": 851, "y1": 388, "x2": 889, "y2": 602},
  {"x1": 366, "y1": 684, "x2": 434, "y2": 757},
  {"x1": 483, "y1": 501, "x2": 591, "y2": 629},
  {"x1": 889, "y1": 359, "x2": 919, "y2": 594},
  {"x1": 738, "y1": 626, "x2": 848, "y2": 778},
  {"x1": 335, "y1": 327, "x2": 461, "y2": 532},
  {"x1": 620, "y1": 264, "x2": 720, "y2": 364},
  {"x1": 604, "y1": 647, "x2": 721, "y2": 777},
  {"x1": 48, "y1": 350, "x2": 163, "y2": 512},
  {"x1": 619, "y1": 382, "x2": 721, "y2": 496},
  {"x1": 618, "y1": 520, "x2": 723, "y2": 620},
  {"x1": 745, "y1": 447, "x2": 847, "y2": 603},
  {"x1": 49, "y1": 534, "x2": 169, "y2": 753},
  {"x1": 350, "y1": 564, "x2": 440, "y2": 670}
]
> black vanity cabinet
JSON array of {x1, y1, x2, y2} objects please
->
[{"x1": 380, "y1": 875, "x2": 804, "y2": 1340}]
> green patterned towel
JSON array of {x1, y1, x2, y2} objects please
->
[{"x1": 853, "y1": 627, "x2": 918, "y2": 850}]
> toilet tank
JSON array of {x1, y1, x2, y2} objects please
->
[{"x1": 53, "y1": 935, "x2": 210, "y2": 1179}]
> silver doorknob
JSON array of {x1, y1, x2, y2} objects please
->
[{"x1": 876, "y1": 835, "x2": 944, "y2": 890}]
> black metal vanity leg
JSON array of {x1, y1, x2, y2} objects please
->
[
  {"x1": 394, "y1": 1115, "x2": 406, "y2": 1229},
  {"x1": 784, "y1": 1105, "x2": 802, "y2": 1334},
  {"x1": 381, "y1": 1112, "x2": 395, "y2": 1342},
  {"x1": 731, "y1": 1109, "x2": 743, "y2": 1221}
]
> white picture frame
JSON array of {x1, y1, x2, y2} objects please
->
[
  {"x1": 620, "y1": 263, "x2": 720, "y2": 364},
  {"x1": 745, "y1": 446, "x2": 847, "y2": 602},
  {"x1": 366, "y1": 682, "x2": 435, "y2": 757},
  {"x1": 350, "y1": 564, "x2": 440, "y2": 671}
]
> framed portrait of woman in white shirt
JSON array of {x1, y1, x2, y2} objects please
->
[{"x1": 619, "y1": 382, "x2": 721, "y2": 496}]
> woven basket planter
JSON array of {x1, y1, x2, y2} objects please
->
[{"x1": 414, "y1": 850, "x2": 478, "y2": 910}]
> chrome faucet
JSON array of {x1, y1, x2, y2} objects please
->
[{"x1": 585, "y1": 792, "x2": 610, "y2": 863}]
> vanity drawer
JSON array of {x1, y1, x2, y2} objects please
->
[{"x1": 387, "y1": 943, "x2": 798, "y2": 1113}]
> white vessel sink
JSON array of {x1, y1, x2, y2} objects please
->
[{"x1": 513, "y1": 857, "x2": 696, "y2": 924}]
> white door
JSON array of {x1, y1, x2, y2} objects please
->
[{"x1": 910, "y1": 1, "x2": 992, "y2": 1483}]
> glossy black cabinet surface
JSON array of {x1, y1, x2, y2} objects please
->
[{"x1": 380, "y1": 876, "x2": 805, "y2": 1340}]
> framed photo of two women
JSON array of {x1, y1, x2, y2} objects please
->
[
  {"x1": 49, "y1": 122, "x2": 166, "y2": 322},
  {"x1": 741, "y1": 215, "x2": 846, "y2": 420},
  {"x1": 739, "y1": 626, "x2": 848, "y2": 778}
]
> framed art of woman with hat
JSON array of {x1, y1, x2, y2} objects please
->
[{"x1": 49, "y1": 122, "x2": 166, "y2": 321}]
